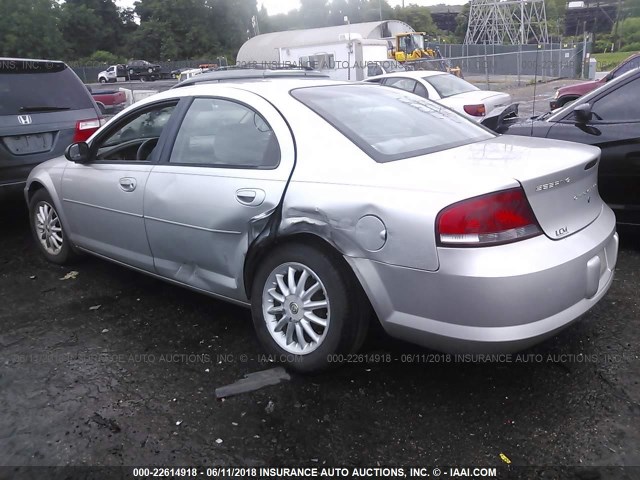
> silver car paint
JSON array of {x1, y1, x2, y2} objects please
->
[
  {"x1": 143, "y1": 89, "x2": 296, "y2": 301},
  {"x1": 26, "y1": 80, "x2": 618, "y2": 352}
]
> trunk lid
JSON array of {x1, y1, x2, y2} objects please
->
[
  {"x1": 377, "y1": 135, "x2": 603, "y2": 240},
  {"x1": 442, "y1": 90, "x2": 512, "y2": 111}
]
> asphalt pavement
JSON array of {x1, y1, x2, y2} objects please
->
[{"x1": 0, "y1": 187, "x2": 639, "y2": 478}]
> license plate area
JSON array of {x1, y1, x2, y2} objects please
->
[{"x1": 3, "y1": 132, "x2": 54, "y2": 155}]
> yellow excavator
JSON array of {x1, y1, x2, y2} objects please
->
[{"x1": 388, "y1": 32, "x2": 462, "y2": 77}]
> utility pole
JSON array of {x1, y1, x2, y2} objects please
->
[
  {"x1": 379, "y1": 0, "x2": 383, "y2": 20},
  {"x1": 613, "y1": 0, "x2": 623, "y2": 50}
]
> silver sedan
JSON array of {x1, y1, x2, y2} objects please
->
[{"x1": 25, "y1": 80, "x2": 618, "y2": 372}]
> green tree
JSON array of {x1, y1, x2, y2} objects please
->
[
  {"x1": 0, "y1": 0, "x2": 66, "y2": 58},
  {"x1": 60, "y1": 0, "x2": 126, "y2": 58},
  {"x1": 618, "y1": 16, "x2": 640, "y2": 45},
  {"x1": 392, "y1": 4, "x2": 436, "y2": 34}
]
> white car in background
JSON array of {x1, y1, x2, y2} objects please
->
[{"x1": 366, "y1": 70, "x2": 513, "y2": 122}]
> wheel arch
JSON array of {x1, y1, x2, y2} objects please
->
[
  {"x1": 26, "y1": 180, "x2": 47, "y2": 204},
  {"x1": 26, "y1": 177, "x2": 73, "y2": 240},
  {"x1": 95, "y1": 101, "x2": 107, "y2": 115},
  {"x1": 243, "y1": 232, "x2": 353, "y2": 301},
  {"x1": 557, "y1": 94, "x2": 579, "y2": 106}
]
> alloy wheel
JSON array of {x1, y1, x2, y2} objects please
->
[
  {"x1": 34, "y1": 201, "x2": 63, "y2": 256},
  {"x1": 262, "y1": 262, "x2": 331, "y2": 355}
]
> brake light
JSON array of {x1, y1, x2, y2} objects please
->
[
  {"x1": 73, "y1": 118, "x2": 101, "y2": 142},
  {"x1": 436, "y1": 188, "x2": 541, "y2": 247},
  {"x1": 463, "y1": 104, "x2": 486, "y2": 116}
]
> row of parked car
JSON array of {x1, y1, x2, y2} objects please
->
[{"x1": 1, "y1": 54, "x2": 635, "y2": 372}]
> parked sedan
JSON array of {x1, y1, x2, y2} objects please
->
[
  {"x1": 501, "y1": 68, "x2": 640, "y2": 226},
  {"x1": 366, "y1": 70, "x2": 513, "y2": 121},
  {"x1": 25, "y1": 80, "x2": 617, "y2": 372}
]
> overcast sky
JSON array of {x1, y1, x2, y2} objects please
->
[{"x1": 115, "y1": 0, "x2": 466, "y2": 17}]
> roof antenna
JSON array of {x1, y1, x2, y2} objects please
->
[{"x1": 531, "y1": 44, "x2": 540, "y2": 136}]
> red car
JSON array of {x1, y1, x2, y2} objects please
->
[{"x1": 550, "y1": 53, "x2": 640, "y2": 109}]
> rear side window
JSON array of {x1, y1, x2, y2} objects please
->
[
  {"x1": 0, "y1": 60, "x2": 93, "y2": 115},
  {"x1": 169, "y1": 97, "x2": 280, "y2": 168},
  {"x1": 292, "y1": 84, "x2": 493, "y2": 163},
  {"x1": 424, "y1": 73, "x2": 478, "y2": 98}
]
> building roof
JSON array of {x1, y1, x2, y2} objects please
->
[{"x1": 237, "y1": 20, "x2": 414, "y2": 63}]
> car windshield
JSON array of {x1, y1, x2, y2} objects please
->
[
  {"x1": 0, "y1": 62, "x2": 93, "y2": 115},
  {"x1": 292, "y1": 84, "x2": 493, "y2": 163},
  {"x1": 424, "y1": 73, "x2": 478, "y2": 98},
  {"x1": 384, "y1": 61, "x2": 406, "y2": 73}
]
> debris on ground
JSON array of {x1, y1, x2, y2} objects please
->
[
  {"x1": 88, "y1": 413, "x2": 121, "y2": 433},
  {"x1": 59, "y1": 271, "x2": 79, "y2": 281},
  {"x1": 215, "y1": 438, "x2": 223, "y2": 444},
  {"x1": 215, "y1": 367, "x2": 290, "y2": 399},
  {"x1": 89, "y1": 305, "x2": 101, "y2": 311},
  {"x1": 265, "y1": 400, "x2": 275, "y2": 414},
  {"x1": 500, "y1": 452, "x2": 512, "y2": 464},
  {"x1": 101, "y1": 328, "x2": 109, "y2": 334}
]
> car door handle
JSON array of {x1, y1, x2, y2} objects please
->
[
  {"x1": 119, "y1": 177, "x2": 137, "y2": 192},
  {"x1": 236, "y1": 188, "x2": 265, "y2": 206}
]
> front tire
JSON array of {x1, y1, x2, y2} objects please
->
[
  {"x1": 99, "y1": 77, "x2": 107, "y2": 83},
  {"x1": 251, "y1": 243, "x2": 370, "y2": 373},
  {"x1": 29, "y1": 190, "x2": 77, "y2": 265}
]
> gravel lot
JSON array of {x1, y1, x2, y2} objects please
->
[{"x1": 1, "y1": 78, "x2": 639, "y2": 479}]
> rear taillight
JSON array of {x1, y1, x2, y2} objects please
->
[
  {"x1": 73, "y1": 118, "x2": 101, "y2": 142},
  {"x1": 436, "y1": 188, "x2": 541, "y2": 247},
  {"x1": 463, "y1": 104, "x2": 486, "y2": 116}
]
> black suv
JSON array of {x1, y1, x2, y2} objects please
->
[{"x1": 0, "y1": 58, "x2": 103, "y2": 190}]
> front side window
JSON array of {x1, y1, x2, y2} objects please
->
[
  {"x1": 169, "y1": 97, "x2": 280, "y2": 168},
  {"x1": 292, "y1": 84, "x2": 493, "y2": 163},
  {"x1": 590, "y1": 77, "x2": 640, "y2": 122},
  {"x1": 95, "y1": 103, "x2": 177, "y2": 161}
]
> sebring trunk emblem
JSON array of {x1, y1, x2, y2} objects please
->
[
  {"x1": 18, "y1": 115, "x2": 32, "y2": 125},
  {"x1": 535, "y1": 177, "x2": 571, "y2": 192},
  {"x1": 574, "y1": 183, "x2": 597, "y2": 201}
]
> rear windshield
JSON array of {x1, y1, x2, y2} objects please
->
[
  {"x1": 424, "y1": 73, "x2": 478, "y2": 98},
  {"x1": 291, "y1": 84, "x2": 493, "y2": 163},
  {"x1": 0, "y1": 60, "x2": 94, "y2": 115}
]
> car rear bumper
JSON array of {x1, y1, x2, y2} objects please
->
[
  {"x1": 102, "y1": 102, "x2": 126, "y2": 114},
  {"x1": 346, "y1": 205, "x2": 618, "y2": 353},
  {"x1": 0, "y1": 164, "x2": 36, "y2": 188}
]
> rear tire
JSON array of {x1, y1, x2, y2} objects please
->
[
  {"x1": 251, "y1": 243, "x2": 370, "y2": 373},
  {"x1": 29, "y1": 190, "x2": 77, "y2": 265}
]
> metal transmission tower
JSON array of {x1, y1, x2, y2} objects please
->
[{"x1": 464, "y1": 0, "x2": 549, "y2": 45}]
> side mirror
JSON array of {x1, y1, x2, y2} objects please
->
[
  {"x1": 573, "y1": 103, "x2": 592, "y2": 124},
  {"x1": 65, "y1": 142, "x2": 91, "y2": 163}
]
